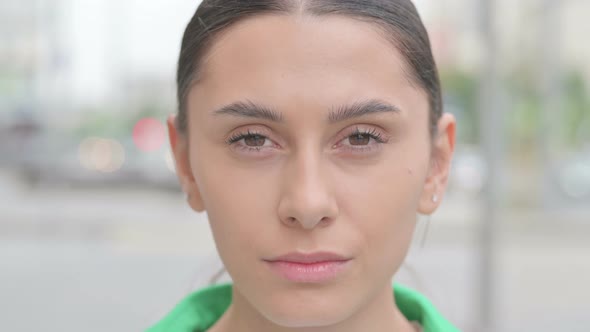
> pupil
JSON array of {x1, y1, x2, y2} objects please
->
[
  {"x1": 350, "y1": 134, "x2": 370, "y2": 146},
  {"x1": 245, "y1": 135, "x2": 265, "y2": 147}
]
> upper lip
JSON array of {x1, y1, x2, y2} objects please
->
[{"x1": 264, "y1": 251, "x2": 352, "y2": 264}]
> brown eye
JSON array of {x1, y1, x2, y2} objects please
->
[
  {"x1": 348, "y1": 133, "x2": 371, "y2": 146},
  {"x1": 244, "y1": 134, "x2": 266, "y2": 147}
]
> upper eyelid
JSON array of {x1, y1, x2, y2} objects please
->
[
  {"x1": 230, "y1": 124, "x2": 386, "y2": 138},
  {"x1": 227, "y1": 126, "x2": 272, "y2": 140}
]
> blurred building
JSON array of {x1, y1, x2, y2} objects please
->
[
  {"x1": 0, "y1": 0, "x2": 201, "y2": 121},
  {"x1": 2, "y1": 0, "x2": 589, "y2": 117}
]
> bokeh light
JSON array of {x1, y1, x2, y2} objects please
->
[
  {"x1": 132, "y1": 118, "x2": 166, "y2": 152},
  {"x1": 453, "y1": 150, "x2": 487, "y2": 194},
  {"x1": 560, "y1": 161, "x2": 590, "y2": 199},
  {"x1": 78, "y1": 137, "x2": 126, "y2": 172}
]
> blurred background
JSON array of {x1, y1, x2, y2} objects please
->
[{"x1": 0, "y1": 0, "x2": 588, "y2": 331}]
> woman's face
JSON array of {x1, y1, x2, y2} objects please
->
[{"x1": 170, "y1": 14, "x2": 454, "y2": 328}]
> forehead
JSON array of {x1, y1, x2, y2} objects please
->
[{"x1": 190, "y1": 14, "x2": 426, "y2": 118}]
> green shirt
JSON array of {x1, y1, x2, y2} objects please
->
[{"x1": 147, "y1": 283, "x2": 460, "y2": 332}]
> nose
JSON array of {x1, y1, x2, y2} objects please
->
[{"x1": 277, "y1": 151, "x2": 339, "y2": 230}]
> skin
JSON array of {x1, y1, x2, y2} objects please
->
[{"x1": 168, "y1": 14, "x2": 455, "y2": 332}]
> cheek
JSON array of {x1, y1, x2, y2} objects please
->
[
  {"x1": 336, "y1": 144, "x2": 429, "y2": 267},
  {"x1": 191, "y1": 145, "x2": 281, "y2": 257}
]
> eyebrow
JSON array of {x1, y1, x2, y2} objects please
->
[
  {"x1": 328, "y1": 99, "x2": 401, "y2": 123},
  {"x1": 212, "y1": 100, "x2": 284, "y2": 122},
  {"x1": 212, "y1": 99, "x2": 401, "y2": 123}
]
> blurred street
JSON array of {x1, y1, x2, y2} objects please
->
[
  {"x1": 1, "y1": 170, "x2": 588, "y2": 332},
  {"x1": 1, "y1": 1, "x2": 589, "y2": 331}
]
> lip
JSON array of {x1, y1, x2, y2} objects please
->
[
  {"x1": 266, "y1": 251, "x2": 351, "y2": 264},
  {"x1": 263, "y1": 251, "x2": 352, "y2": 283}
]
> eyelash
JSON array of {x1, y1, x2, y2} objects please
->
[
  {"x1": 226, "y1": 129, "x2": 272, "y2": 152},
  {"x1": 347, "y1": 127, "x2": 388, "y2": 145},
  {"x1": 226, "y1": 127, "x2": 389, "y2": 154},
  {"x1": 336, "y1": 127, "x2": 388, "y2": 154}
]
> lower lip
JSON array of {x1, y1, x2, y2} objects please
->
[{"x1": 265, "y1": 260, "x2": 351, "y2": 283}]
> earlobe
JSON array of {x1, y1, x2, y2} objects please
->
[
  {"x1": 167, "y1": 114, "x2": 206, "y2": 213},
  {"x1": 187, "y1": 193, "x2": 206, "y2": 213},
  {"x1": 417, "y1": 164, "x2": 442, "y2": 215}
]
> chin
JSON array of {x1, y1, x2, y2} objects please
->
[{"x1": 256, "y1": 290, "x2": 353, "y2": 328}]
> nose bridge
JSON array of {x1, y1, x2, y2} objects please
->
[{"x1": 278, "y1": 144, "x2": 338, "y2": 229}]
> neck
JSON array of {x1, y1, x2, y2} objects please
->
[{"x1": 209, "y1": 282, "x2": 418, "y2": 332}]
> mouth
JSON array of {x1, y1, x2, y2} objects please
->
[{"x1": 262, "y1": 251, "x2": 353, "y2": 283}]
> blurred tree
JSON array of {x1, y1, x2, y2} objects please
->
[
  {"x1": 440, "y1": 68, "x2": 479, "y2": 144},
  {"x1": 505, "y1": 65, "x2": 542, "y2": 156},
  {"x1": 561, "y1": 70, "x2": 590, "y2": 149}
]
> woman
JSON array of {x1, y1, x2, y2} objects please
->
[{"x1": 149, "y1": 0, "x2": 457, "y2": 331}]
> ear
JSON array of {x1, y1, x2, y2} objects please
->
[
  {"x1": 167, "y1": 114, "x2": 206, "y2": 213},
  {"x1": 418, "y1": 113, "x2": 456, "y2": 215}
]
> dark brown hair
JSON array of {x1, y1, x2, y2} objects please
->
[{"x1": 176, "y1": 0, "x2": 442, "y2": 137}]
